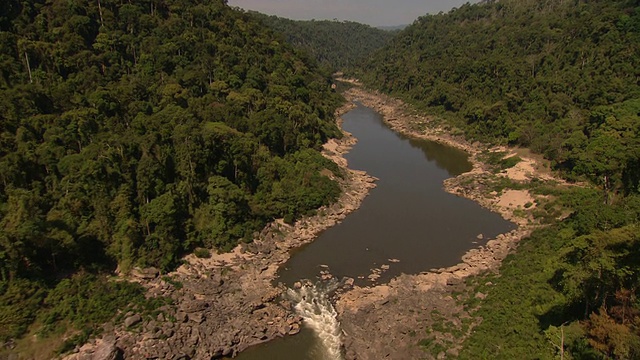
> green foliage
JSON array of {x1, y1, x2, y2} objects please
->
[
  {"x1": 360, "y1": 0, "x2": 640, "y2": 195},
  {"x1": 0, "y1": 0, "x2": 342, "y2": 273},
  {"x1": 193, "y1": 248, "x2": 211, "y2": 259},
  {"x1": 499, "y1": 156, "x2": 522, "y2": 170},
  {"x1": 250, "y1": 14, "x2": 395, "y2": 71},
  {"x1": 38, "y1": 273, "x2": 148, "y2": 336},
  {"x1": 459, "y1": 189, "x2": 640, "y2": 359},
  {"x1": 0, "y1": 279, "x2": 46, "y2": 342},
  {"x1": 0, "y1": 0, "x2": 345, "y2": 344}
]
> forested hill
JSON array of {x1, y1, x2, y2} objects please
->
[
  {"x1": 359, "y1": 1, "x2": 640, "y2": 358},
  {"x1": 0, "y1": 0, "x2": 344, "y2": 340},
  {"x1": 249, "y1": 13, "x2": 396, "y2": 71},
  {"x1": 361, "y1": 0, "x2": 640, "y2": 193}
]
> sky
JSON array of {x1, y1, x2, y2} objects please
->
[{"x1": 227, "y1": 0, "x2": 481, "y2": 27}]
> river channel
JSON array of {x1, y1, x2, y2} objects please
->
[{"x1": 234, "y1": 104, "x2": 515, "y2": 359}]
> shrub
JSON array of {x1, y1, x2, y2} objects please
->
[{"x1": 194, "y1": 248, "x2": 211, "y2": 259}]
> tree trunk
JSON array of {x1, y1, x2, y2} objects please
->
[
  {"x1": 97, "y1": 0, "x2": 104, "y2": 26},
  {"x1": 24, "y1": 51, "x2": 32, "y2": 83}
]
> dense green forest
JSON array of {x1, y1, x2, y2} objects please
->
[
  {"x1": 3, "y1": 0, "x2": 640, "y2": 357},
  {"x1": 359, "y1": 0, "x2": 640, "y2": 358},
  {"x1": 0, "y1": 0, "x2": 344, "y2": 344},
  {"x1": 360, "y1": 0, "x2": 640, "y2": 194},
  {"x1": 249, "y1": 13, "x2": 396, "y2": 71}
]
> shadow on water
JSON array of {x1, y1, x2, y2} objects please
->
[
  {"x1": 232, "y1": 326, "x2": 325, "y2": 360},
  {"x1": 407, "y1": 136, "x2": 471, "y2": 176}
]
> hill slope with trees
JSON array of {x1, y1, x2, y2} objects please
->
[
  {"x1": 361, "y1": 0, "x2": 640, "y2": 194},
  {"x1": 250, "y1": 13, "x2": 396, "y2": 71},
  {"x1": 0, "y1": 0, "x2": 343, "y2": 346},
  {"x1": 359, "y1": 0, "x2": 640, "y2": 358}
]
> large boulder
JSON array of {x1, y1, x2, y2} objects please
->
[
  {"x1": 124, "y1": 314, "x2": 142, "y2": 328},
  {"x1": 93, "y1": 341, "x2": 121, "y2": 360},
  {"x1": 130, "y1": 267, "x2": 160, "y2": 279}
]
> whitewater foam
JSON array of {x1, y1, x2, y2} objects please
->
[{"x1": 286, "y1": 282, "x2": 343, "y2": 360}]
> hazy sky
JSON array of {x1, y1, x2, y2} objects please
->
[{"x1": 228, "y1": 0, "x2": 481, "y2": 27}]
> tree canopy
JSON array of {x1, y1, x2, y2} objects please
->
[
  {"x1": 249, "y1": 13, "x2": 396, "y2": 72},
  {"x1": 0, "y1": 0, "x2": 344, "y2": 343},
  {"x1": 360, "y1": 0, "x2": 640, "y2": 195},
  {"x1": 357, "y1": 0, "x2": 640, "y2": 358}
]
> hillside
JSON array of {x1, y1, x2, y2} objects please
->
[
  {"x1": 0, "y1": 0, "x2": 343, "y2": 349},
  {"x1": 359, "y1": 0, "x2": 640, "y2": 358},
  {"x1": 361, "y1": 0, "x2": 640, "y2": 193},
  {"x1": 250, "y1": 13, "x2": 396, "y2": 71}
]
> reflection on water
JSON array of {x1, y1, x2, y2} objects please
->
[{"x1": 407, "y1": 137, "x2": 471, "y2": 176}]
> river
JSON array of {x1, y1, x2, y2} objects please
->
[{"x1": 234, "y1": 104, "x2": 515, "y2": 359}]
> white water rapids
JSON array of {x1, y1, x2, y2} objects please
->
[{"x1": 286, "y1": 282, "x2": 343, "y2": 359}]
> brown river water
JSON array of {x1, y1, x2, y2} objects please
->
[{"x1": 233, "y1": 104, "x2": 515, "y2": 360}]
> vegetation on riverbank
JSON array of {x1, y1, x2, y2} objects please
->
[
  {"x1": 0, "y1": 0, "x2": 343, "y2": 351},
  {"x1": 358, "y1": 0, "x2": 640, "y2": 358},
  {"x1": 2, "y1": 0, "x2": 639, "y2": 358},
  {"x1": 359, "y1": 0, "x2": 640, "y2": 194},
  {"x1": 453, "y1": 185, "x2": 640, "y2": 359}
]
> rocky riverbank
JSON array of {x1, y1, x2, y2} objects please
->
[
  {"x1": 64, "y1": 103, "x2": 377, "y2": 360},
  {"x1": 334, "y1": 85, "x2": 560, "y2": 359},
  {"x1": 65, "y1": 85, "x2": 561, "y2": 360}
]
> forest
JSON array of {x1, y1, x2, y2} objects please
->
[
  {"x1": 249, "y1": 13, "x2": 396, "y2": 71},
  {"x1": 2, "y1": 0, "x2": 640, "y2": 358},
  {"x1": 358, "y1": 0, "x2": 640, "y2": 358},
  {"x1": 0, "y1": 0, "x2": 344, "y2": 345}
]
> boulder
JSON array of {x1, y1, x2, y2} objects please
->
[
  {"x1": 124, "y1": 314, "x2": 142, "y2": 328},
  {"x1": 288, "y1": 323, "x2": 300, "y2": 335},
  {"x1": 130, "y1": 267, "x2": 160, "y2": 279},
  {"x1": 181, "y1": 300, "x2": 208, "y2": 313},
  {"x1": 92, "y1": 340, "x2": 121, "y2": 360}
]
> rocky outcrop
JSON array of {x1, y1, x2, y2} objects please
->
[{"x1": 65, "y1": 338, "x2": 121, "y2": 360}]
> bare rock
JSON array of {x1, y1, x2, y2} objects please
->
[
  {"x1": 181, "y1": 300, "x2": 208, "y2": 313},
  {"x1": 124, "y1": 314, "x2": 142, "y2": 328},
  {"x1": 130, "y1": 267, "x2": 160, "y2": 279},
  {"x1": 92, "y1": 338, "x2": 122, "y2": 360},
  {"x1": 288, "y1": 323, "x2": 300, "y2": 335}
]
